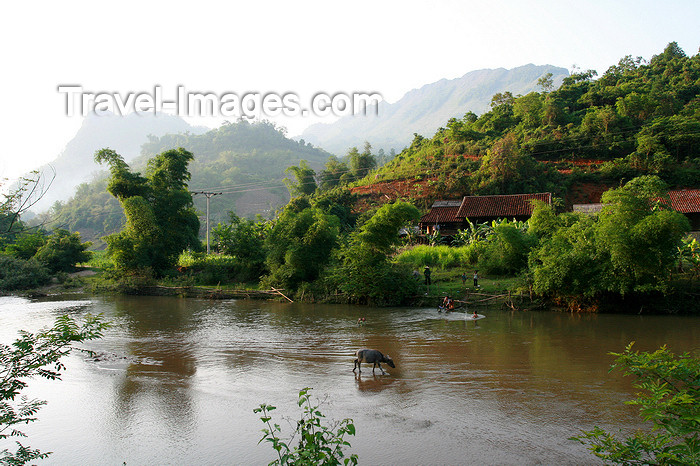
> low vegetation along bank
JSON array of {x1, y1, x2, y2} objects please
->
[
  {"x1": 3, "y1": 44, "x2": 700, "y2": 312},
  {"x1": 3, "y1": 170, "x2": 700, "y2": 313}
]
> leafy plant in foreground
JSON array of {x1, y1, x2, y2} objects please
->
[
  {"x1": 571, "y1": 343, "x2": 700, "y2": 465},
  {"x1": 1, "y1": 314, "x2": 109, "y2": 465},
  {"x1": 254, "y1": 388, "x2": 358, "y2": 465}
]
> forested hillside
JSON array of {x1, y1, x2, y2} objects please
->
[
  {"x1": 39, "y1": 43, "x2": 700, "y2": 246},
  {"x1": 351, "y1": 43, "x2": 700, "y2": 209},
  {"x1": 45, "y1": 120, "x2": 333, "y2": 245}
]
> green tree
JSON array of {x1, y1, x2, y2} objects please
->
[
  {"x1": 537, "y1": 72, "x2": 554, "y2": 93},
  {"x1": 1, "y1": 314, "x2": 108, "y2": 465},
  {"x1": 529, "y1": 176, "x2": 690, "y2": 299},
  {"x1": 572, "y1": 343, "x2": 700, "y2": 465},
  {"x1": 0, "y1": 255, "x2": 49, "y2": 292},
  {"x1": 336, "y1": 201, "x2": 420, "y2": 305},
  {"x1": 529, "y1": 214, "x2": 602, "y2": 298},
  {"x1": 33, "y1": 229, "x2": 92, "y2": 273},
  {"x1": 596, "y1": 176, "x2": 690, "y2": 294},
  {"x1": 356, "y1": 201, "x2": 420, "y2": 255},
  {"x1": 319, "y1": 157, "x2": 349, "y2": 191},
  {"x1": 513, "y1": 92, "x2": 544, "y2": 129},
  {"x1": 211, "y1": 213, "x2": 268, "y2": 280},
  {"x1": 348, "y1": 144, "x2": 376, "y2": 179},
  {"x1": 95, "y1": 147, "x2": 201, "y2": 276},
  {"x1": 479, "y1": 221, "x2": 535, "y2": 275},
  {"x1": 473, "y1": 133, "x2": 550, "y2": 194},
  {"x1": 264, "y1": 205, "x2": 340, "y2": 290},
  {"x1": 284, "y1": 160, "x2": 317, "y2": 197},
  {"x1": 0, "y1": 170, "x2": 54, "y2": 241},
  {"x1": 3, "y1": 231, "x2": 47, "y2": 260}
]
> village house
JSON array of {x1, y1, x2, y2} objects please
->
[
  {"x1": 419, "y1": 192, "x2": 553, "y2": 238},
  {"x1": 573, "y1": 189, "x2": 700, "y2": 237},
  {"x1": 668, "y1": 189, "x2": 700, "y2": 232}
]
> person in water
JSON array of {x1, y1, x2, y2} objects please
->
[{"x1": 472, "y1": 311, "x2": 478, "y2": 318}]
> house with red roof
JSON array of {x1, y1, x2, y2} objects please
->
[
  {"x1": 573, "y1": 189, "x2": 700, "y2": 233},
  {"x1": 419, "y1": 193, "x2": 552, "y2": 236},
  {"x1": 668, "y1": 189, "x2": 700, "y2": 231}
]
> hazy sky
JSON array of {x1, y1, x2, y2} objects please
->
[{"x1": 1, "y1": 0, "x2": 698, "y2": 182}]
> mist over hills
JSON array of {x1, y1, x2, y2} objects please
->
[
  {"x1": 301, "y1": 64, "x2": 568, "y2": 156},
  {"x1": 50, "y1": 120, "x2": 334, "y2": 245},
  {"x1": 31, "y1": 112, "x2": 206, "y2": 212}
]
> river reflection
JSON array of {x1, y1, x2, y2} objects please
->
[{"x1": 0, "y1": 295, "x2": 698, "y2": 465}]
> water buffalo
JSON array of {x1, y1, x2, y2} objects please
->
[{"x1": 353, "y1": 348, "x2": 395, "y2": 374}]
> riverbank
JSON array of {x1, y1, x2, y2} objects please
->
[{"x1": 12, "y1": 265, "x2": 699, "y2": 315}]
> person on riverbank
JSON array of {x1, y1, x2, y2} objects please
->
[
  {"x1": 473, "y1": 270, "x2": 479, "y2": 288},
  {"x1": 424, "y1": 266, "x2": 431, "y2": 286},
  {"x1": 461, "y1": 272, "x2": 467, "y2": 285}
]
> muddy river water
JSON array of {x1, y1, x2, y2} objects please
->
[{"x1": 1, "y1": 295, "x2": 698, "y2": 465}]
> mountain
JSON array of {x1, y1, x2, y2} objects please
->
[
  {"x1": 31, "y1": 112, "x2": 206, "y2": 212},
  {"x1": 345, "y1": 43, "x2": 700, "y2": 212},
  {"x1": 48, "y1": 120, "x2": 334, "y2": 245},
  {"x1": 301, "y1": 64, "x2": 568, "y2": 156}
]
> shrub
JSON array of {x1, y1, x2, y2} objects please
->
[
  {"x1": 33, "y1": 229, "x2": 92, "y2": 273},
  {"x1": 478, "y1": 224, "x2": 535, "y2": 275},
  {"x1": 0, "y1": 254, "x2": 50, "y2": 291},
  {"x1": 394, "y1": 244, "x2": 480, "y2": 269},
  {"x1": 572, "y1": 344, "x2": 700, "y2": 465},
  {"x1": 254, "y1": 388, "x2": 358, "y2": 465},
  {"x1": 177, "y1": 251, "x2": 248, "y2": 285}
]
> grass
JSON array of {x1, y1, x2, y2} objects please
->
[
  {"x1": 394, "y1": 244, "x2": 479, "y2": 268},
  {"x1": 423, "y1": 267, "x2": 522, "y2": 299}
]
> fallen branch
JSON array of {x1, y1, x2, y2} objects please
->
[{"x1": 271, "y1": 287, "x2": 294, "y2": 303}]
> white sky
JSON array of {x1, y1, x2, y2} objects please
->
[{"x1": 1, "y1": 0, "x2": 699, "y2": 182}]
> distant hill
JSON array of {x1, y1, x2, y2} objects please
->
[
  {"x1": 31, "y1": 111, "x2": 206, "y2": 212},
  {"x1": 301, "y1": 64, "x2": 568, "y2": 156},
  {"x1": 48, "y1": 120, "x2": 334, "y2": 245},
  {"x1": 344, "y1": 43, "x2": 700, "y2": 212}
]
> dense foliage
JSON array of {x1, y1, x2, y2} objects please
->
[
  {"x1": 33, "y1": 229, "x2": 91, "y2": 273},
  {"x1": 572, "y1": 344, "x2": 700, "y2": 465},
  {"x1": 369, "y1": 43, "x2": 700, "y2": 201},
  {"x1": 95, "y1": 147, "x2": 201, "y2": 276},
  {"x1": 263, "y1": 200, "x2": 340, "y2": 291},
  {"x1": 331, "y1": 201, "x2": 421, "y2": 305},
  {"x1": 1, "y1": 178, "x2": 92, "y2": 291},
  {"x1": 529, "y1": 176, "x2": 690, "y2": 302},
  {"x1": 0, "y1": 255, "x2": 49, "y2": 292}
]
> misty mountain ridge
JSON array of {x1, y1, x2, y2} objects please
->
[
  {"x1": 301, "y1": 64, "x2": 568, "y2": 156},
  {"x1": 32, "y1": 111, "x2": 206, "y2": 212}
]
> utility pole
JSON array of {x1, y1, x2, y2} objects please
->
[{"x1": 191, "y1": 191, "x2": 222, "y2": 254}]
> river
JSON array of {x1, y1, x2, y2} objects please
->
[{"x1": 0, "y1": 294, "x2": 698, "y2": 465}]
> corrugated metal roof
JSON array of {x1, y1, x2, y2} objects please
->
[
  {"x1": 573, "y1": 203, "x2": 603, "y2": 214},
  {"x1": 432, "y1": 200, "x2": 463, "y2": 208},
  {"x1": 456, "y1": 193, "x2": 552, "y2": 218},
  {"x1": 669, "y1": 189, "x2": 700, "y2": 213}
]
